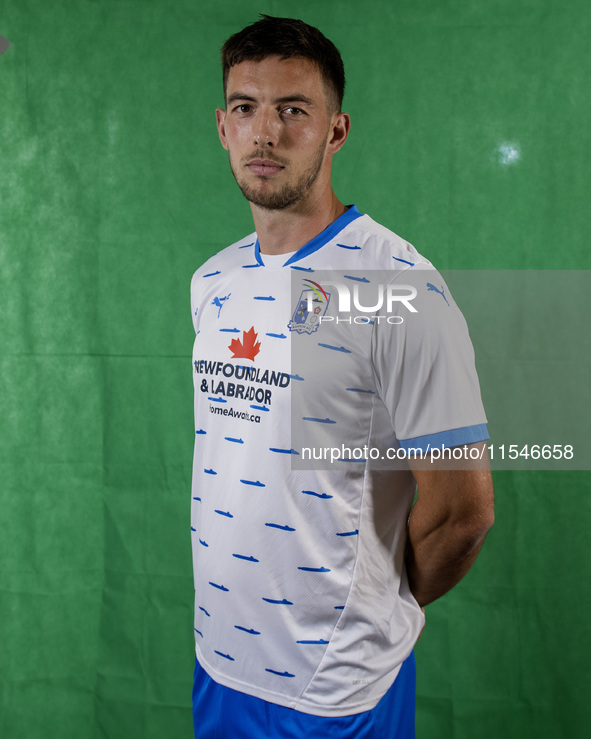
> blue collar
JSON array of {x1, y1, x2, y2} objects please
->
[{"x1": 254, "y1": 205, "x2": 363, "y2": 267}]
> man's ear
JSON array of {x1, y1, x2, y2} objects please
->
[
  {"x1": 216, "y1": 108, "x2": 229, "y2": 151},
  {"x1": 328, "y1": 112, "x2": 351, "y2": 154}
]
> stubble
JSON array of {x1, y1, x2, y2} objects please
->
[{"x1": 229, "y1": 140, "x2": 327, "y2": 211}]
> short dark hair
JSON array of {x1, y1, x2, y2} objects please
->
[{"x1": 221, "y1": 15, "x2": 346, "y2": 112}]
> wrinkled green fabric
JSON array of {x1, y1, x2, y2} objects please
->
[{"x1": 1, "y1": 1, "x2": 589, "y2": 738}]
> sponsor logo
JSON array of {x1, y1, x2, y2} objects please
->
[
  {"x1": 212, "y1": 293, "x2": 231, "y2": 317},
  {"x1": 426, "y1": 282, "x2": 449, "y2": 306}
]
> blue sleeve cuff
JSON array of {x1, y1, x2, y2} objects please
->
[{"x1": 399, "y1": 424, "x2": 489, "y2": 452}]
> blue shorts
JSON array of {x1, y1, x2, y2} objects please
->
[{"x1": 192, "y1": 652, "x2": 415, "y2": 738}]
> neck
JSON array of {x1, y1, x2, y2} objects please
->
[{"x1": 251, "y1": 187, "x2": 347, "y2": 255}]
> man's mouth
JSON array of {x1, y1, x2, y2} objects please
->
[{"x1": 245, "y1": 159, "x2": 285, "y2": 176}]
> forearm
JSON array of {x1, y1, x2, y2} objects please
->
[
  {"x1": 406, "y1": 506, "x2": 491, "y2": 607},
  {"x1": 405, "y1": 461, "x2": 494, "y2": 607}
]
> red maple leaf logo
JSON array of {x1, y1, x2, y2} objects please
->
[{"x1": 229, "y1": 326, "x2": 261, "y2": 361}]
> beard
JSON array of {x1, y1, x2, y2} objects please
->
[{"x1": 229, "y1": 140, "x2": 327, "y2": 210}]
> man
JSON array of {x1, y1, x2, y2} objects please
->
[{"x1": 190, "y1": 15, "x2": 494, "y2": 738}]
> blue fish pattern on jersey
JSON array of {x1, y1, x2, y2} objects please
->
[
  {"x1": 233, "y1": 554, "x2": 259, "y2": 563},
  {"x1": 235, "y1": 625, "x2": 261, "y2": 635},
  {"x1": 393, "y1": 255, "x2": 415, "y2": 267},
  {"x1": 301, "y1": 490, "x2": 333, "y2": 499},
  {"x1": 209, "y1": 581, "x2": 229, "y2": 592},
  {"x1": 215, "y1": 651, "x2": 235, "y2": 661},
  {"x1": 265, "y1": 523, "x2": 296, "y2": 532},
  {"x1": 265, "y1": 669, "x2": 295, "y2": 678},
  {"x1": 297, "y1": 566, "x2": 331, "y2": 573},
  {"x1": 318, "y1": 343, "x2": 351, "y2": 353}
]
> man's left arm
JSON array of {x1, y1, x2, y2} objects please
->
[{"x1": 406, "y1": 442, "x2": 494, "y2": 607}]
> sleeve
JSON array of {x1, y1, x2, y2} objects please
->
[{"x1": 371, "y1": 268, "x2": 489, "y2": 451}]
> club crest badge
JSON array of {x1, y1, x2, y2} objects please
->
[{"x1": 288, "y1": 280, "x2": 331, "y2": 334}]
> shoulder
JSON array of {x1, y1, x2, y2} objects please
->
[
  {"x1": 190, "y1": 231, "x2": 258, "y2": 290},
  {"x1": 341, "y1": 212, "x2": 435, "y2": 273}
]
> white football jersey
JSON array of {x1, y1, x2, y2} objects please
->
[{"x1": 190, "y1": 206, "x2": 488, "y2": 716}]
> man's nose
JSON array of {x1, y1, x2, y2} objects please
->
[{"x1": 253, "y1": 109, "x2": 280, "y2": 147}]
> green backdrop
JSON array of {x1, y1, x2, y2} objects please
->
[{"x1": 1, "y1": 1, "x2": 589, "y2": 737}]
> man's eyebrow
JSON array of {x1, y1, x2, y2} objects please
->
[
  {"x1": 227, "y1": 93, "x2": 256, "y2": 105},
  {"x1": 274, "y1": 95, "x2": 315, "y2": 107},
  {"x1": 226, "y1": 92, "x2": 316, "y2": 107}
]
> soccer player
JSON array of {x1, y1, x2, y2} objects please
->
[{"x1": 190, "y1": 15, "x2": 494, "y2": 738}]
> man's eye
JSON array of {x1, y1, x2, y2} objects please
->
[
  {"x1": 234, "y1": 104, "x2": 251, "y2": 113},
  {"x1": 284, "y1": 107, "x2": 304, "y2": 116}
]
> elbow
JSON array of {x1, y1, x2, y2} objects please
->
[
  {"x1": 459, "y1": 506, "x2": 494, "y2": 548},
  {"x1": 446, "y1": 494, "x2": 494, "y2": 550},
  {"x1": 474, "y1": 513, "x2": 493, "y2": 548}
]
